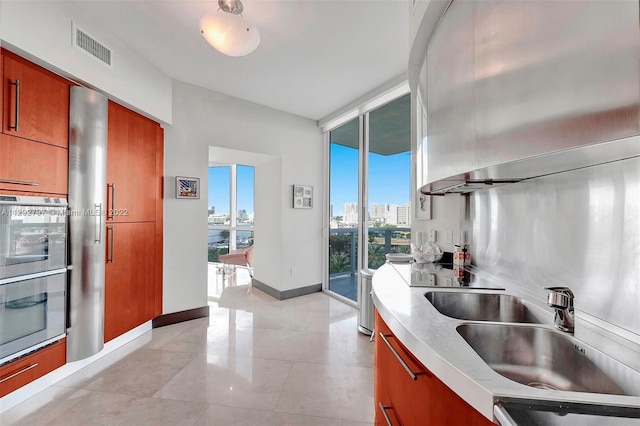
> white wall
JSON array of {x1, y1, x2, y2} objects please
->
[
  {"x1": 0, "y1": 0, "x2": 172, "y2": 124},
  {"x1": 164, "y1": 80, "x2": 323, "y2": 314}
]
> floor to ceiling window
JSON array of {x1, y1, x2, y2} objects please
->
[
  {"x1": 208, "y1": 164, "x2": 255, "y2": 264},
  {"x1": 327, "y1": 94, "x2": 411, "y2": 303}
]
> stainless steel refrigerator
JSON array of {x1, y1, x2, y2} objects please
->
[{"x1": 67, "y1": 86, "x2": 108, "y2": 362}]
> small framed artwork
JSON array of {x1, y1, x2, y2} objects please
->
[
  {"x1": 176, "y1": 176, "x2": 200, "y2": 199},
  {"x1": 415, "y1": 192, "x2": 432, "y2": 220},
  {"x1": 293, "y1": 185, "x2": 313, "y2": 209}
]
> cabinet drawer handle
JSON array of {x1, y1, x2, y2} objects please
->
[
  {"x1": 9, "y1": 79, "x2": 20, "y2": 131},
  {"x1": 107, "y1": 226, "x2": 114, "y2": 263},
  {"x1": 378, "y1": 402, "x2": 394, "y2": 426},
  {"x1": 107, "y1": 183, "x2": 115, "y2": 220},
  {"x1": 0, "y1": 178, "x2": 40, "y2": 186},
  {"x1": 380, "y1": 332, "x2": 422, "y2": 381},
  {"x1": 0, "y1": 363, "x2": 38, "y2": 383}
]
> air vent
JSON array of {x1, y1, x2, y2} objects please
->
[{"x1": 72, "y1": 23, "x2": 112, "y2": 68}]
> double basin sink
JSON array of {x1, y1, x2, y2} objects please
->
[{"x1": 425, "y1": 291, "x2": 640, "y2": 397}]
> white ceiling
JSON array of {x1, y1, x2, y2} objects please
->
[{"x1": 72, "y1": 0, "x2": 410, "y2": 121}]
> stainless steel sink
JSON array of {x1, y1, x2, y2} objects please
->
[
  {"x1": 425, "y1": 291, "x2": 543, "y2": 323},
  {"x1": 457, "y1": 323, "x2": 640, "y2": 396}
]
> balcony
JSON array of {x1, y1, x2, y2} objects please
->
[{"x1": 329, "y1": 227, "x2": 410, "y2": 301}]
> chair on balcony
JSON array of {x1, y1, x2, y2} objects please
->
[{"x1": 218, "y1": 245, "x2": 255, "y2": 293}]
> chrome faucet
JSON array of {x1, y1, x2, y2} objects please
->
[{"x1": 546, "y1": 287, "x2": 575, "y2": 333}]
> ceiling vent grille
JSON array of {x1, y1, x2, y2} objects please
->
[{"x1": 72, "y1": 23, "x2": 112, "y2": 68}]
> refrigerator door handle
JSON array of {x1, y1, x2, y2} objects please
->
[{"x1": 94, "y1": 203, "x2": 103, "y2": 243}]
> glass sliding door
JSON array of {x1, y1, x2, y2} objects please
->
[
  {"x1": 328, "y1": 118, "x2": 360, "y2": 301},
  {"x1": 367, "y1": 94, "x2": 412, "y2": 268},
  {"x1": 325, "y1": 93, "x2": 411, "y2": 305}
]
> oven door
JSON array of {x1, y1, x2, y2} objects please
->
[
  {"x1": 0, "y1": 270, "x2": 66, "y2": 363},
  {"x1": 0, "y1": 200, "x2": 67, "y2": 280}
]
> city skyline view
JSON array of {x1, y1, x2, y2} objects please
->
[
  {"x1": 330, "y1": 144, "x2": 411, "y2": 217},
  {"x1": 208, "y1": 165, "x2": 255, "y2": 215}
]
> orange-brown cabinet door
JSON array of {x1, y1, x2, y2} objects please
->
[
  {"x1": 3, "y1": 52, "x2": 69, "y2": 148},
  {"x1": 0, "y1": 133, "x2": 68, "y2": 195},
  {"x1": 106, "y1": 101, "x2": 159, "y2": 223},
  {"x1": 104, "y1": 222, "x2": 155, "y2": 342}
]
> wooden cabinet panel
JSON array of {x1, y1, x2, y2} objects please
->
[
  {"x1": 2, "y1": 52, "x2": 69, "y2": 148},
  {"x1": 0, "y1": 133, "x2": 68, "y2": 195},
  {"x1": 375, "y1": 376, "x2": 402, "y2": 426},
  {"x1": 153, "y1": 126, "x2": 164, "y2": 318},
  {"x1": 104, "y1": 222, "x2": 155, "y2": 342},
  {"x1": 374, "y1": 310, "x2": 492, "y2": 426},
  {"x1": 0, "y1": 339, "x2": 66, "y2": 398},
  {"x1": 107, "y1": 101, "x2": 160, "y2": 223}
]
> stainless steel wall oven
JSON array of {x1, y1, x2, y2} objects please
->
[{"x1": 0, "y1": 195, "x2": 67, "y2": 364}]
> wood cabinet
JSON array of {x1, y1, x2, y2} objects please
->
[
  {"x1": 0, "y1": 133, "x2": 68, "y2": 195},
  {"x1": 2, "y1": 51, "x2": 70, "y2": 148},
  {"x1": 104, "y1": 102, "x2": 163, "y2": 342},
  {"x1": 0, "y1": 339, "x2": 66, "y2": 398},
  {"x1": 104, "y1": 222, "x2": 156, "y2": 342},
  {"x1": 374, "y1": 310, "x2": 492, "y2": 425},
  {"x1": 106, "y1": 101, "x2": 159, "y2": 223}
]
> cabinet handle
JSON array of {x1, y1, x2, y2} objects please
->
[
  {"x1": 94, "y1": 203, "x2": 103, "y2": 243},
  {"x1": 378, "y1": 403, "x2": 394, "y2": 426},
  {"x1": 8, "y1": 79, "x2": 20, "y2": 131},
  {"x1": 379, "y1": 332, "x2": 423, "y2": 381},
  {"x1": 0, "y1": 363, "x2": 38, "y2": 383},
  {"x1": 107, "y1": 226, "x2": 114, "y2": 263},
  {"x1": 107, "y1": 183, "x2": 115, "y2": 220},
  {"x1": 0, "y1": 178, "x2": 40, "y2": 186}
]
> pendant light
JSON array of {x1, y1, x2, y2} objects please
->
[{"x1": 200, "y1": 0, "x2": 260, "y2": 57}]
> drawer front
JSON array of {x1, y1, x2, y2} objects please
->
[
  {"x1": 375, "y1": 311, "x2": 430, "y2": 425},
  {"x1": 375, "y1": 375, "x2": 402, "y2": 426},
  {"x1": 0, "y1": 339, "x2": 66, "y2": 397},
  {"x1": 0, "y1": 134, "x2": 68, "y2": 195}
]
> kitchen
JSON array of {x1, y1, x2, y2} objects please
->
[{"x1": 1, "y1": 0, "x2": 640, "y2": 425}]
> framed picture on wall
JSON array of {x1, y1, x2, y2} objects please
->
[
  {"x1": 293, "y1": 185, "x2": 313, "y2": 209},
  {"x1": 176, "y1": 176, "x2": 200, "y2": 199}
]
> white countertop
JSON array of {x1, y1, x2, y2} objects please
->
[{"x1": 371, "y1": 262, "x2": 640, "y2": 423}]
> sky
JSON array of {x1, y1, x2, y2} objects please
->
[
  {"x1": 330, "y1": 144, "x2": 411, "y2": 216},
  {"x1": 208, "y1": 165, "x2": 254, "y2": 214}
]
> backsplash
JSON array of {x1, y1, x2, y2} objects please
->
[{"x1": 471, "y1": 156, "x2": 640, "y2": 339}]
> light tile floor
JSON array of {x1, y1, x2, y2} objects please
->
[{"x1": 2, "y1": 281, "x2": 374, "y2": 425}]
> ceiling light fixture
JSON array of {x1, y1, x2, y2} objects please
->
[{"x1": 199, "y1": 0, "x2": 260, "y2": 57}]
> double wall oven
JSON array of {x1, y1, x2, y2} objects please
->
[{"x1": 0, "y1": 195, "x2": 67, "y2": 364}]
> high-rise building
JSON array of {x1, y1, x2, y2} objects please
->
[
  {"x1": 208, "y1": 206, "x2": 215, "y2": 215},
  {"x1": 330, "y1": 204, "x2": 333, "y2": 219},
  {"x1": 370, "y1": 203, "x2": 388, "y2": 221},
  {"x1": 388, "y1": 202, "x2": 411, "y2": 226},
  {"x1": 343, "y1": 202, "x2": 358, "y2": 224}
]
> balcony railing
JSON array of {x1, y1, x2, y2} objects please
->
[{"x1": 329, "y1": 227, "x2": 411, "y2": 276}]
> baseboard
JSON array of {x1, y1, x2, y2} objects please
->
[
  {"x1": 251, "y1": 279, "x2": 322, "y2": 300},
  {"x1": 152, "y1": 306, "x2": 210, "y2": 328}
]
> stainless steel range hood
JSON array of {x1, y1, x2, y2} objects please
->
[{"x1": 420, "y1": 132, "x2": 640, "y2": 196}]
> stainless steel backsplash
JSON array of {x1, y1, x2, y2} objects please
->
[{"x1": 471, "y1": 156, "x2": 640, "y2": 338}]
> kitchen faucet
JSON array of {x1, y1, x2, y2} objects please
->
[{"x1": 546, "y1": 287, "x2": 575, "y2": 333}]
